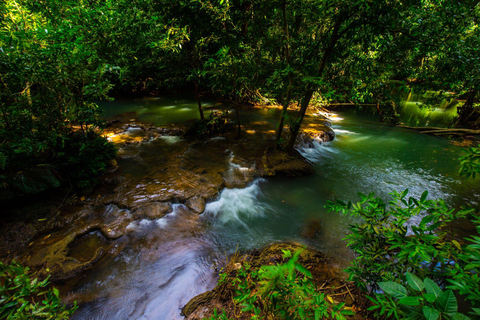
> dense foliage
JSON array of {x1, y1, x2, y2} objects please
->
[
  {"x1": 212, "y1": 249, "x2": 354, "y2": 320},
  {"x1": 0, "y1": 261, "x2": 76, "y2": 319},
  {"x1": 0, "y1": 0, "x2": 118, "y2": 187},
  {"x1": 2, "y1": 1, "x2": 479, "y2": 185},
  {"x1": 326, "y1": 190, "x2": 480, "y2": 319}
]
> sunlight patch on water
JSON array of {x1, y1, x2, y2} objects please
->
[{"x1": 334, "y1": 129, "x2": 357, "y2": 135}]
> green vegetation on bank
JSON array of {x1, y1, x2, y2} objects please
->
[
  {"x1": 327, "y1": 190, "x2": 480, "y2": 319},
  {"x1": 1, "y1": 0, "x2": 479, "y2": 189},
  {"x1": 0, "y1": 261, "x2": 76, "y2": 319}
]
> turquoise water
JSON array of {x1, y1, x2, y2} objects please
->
[
  {"x1": 99, "y1": 96, "x2": 217, "y2": 126},
  {"x1": 204, "y1": 107, "x2": 479, "y2": 266},
  {"x1": 68, "y1": 101, "x2": 479, "y2": 319}
]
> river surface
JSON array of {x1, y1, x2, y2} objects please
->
[{"x1": 67, "y1": 98, "x2": 480, "y2": 319}]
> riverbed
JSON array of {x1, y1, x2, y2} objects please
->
[{"x1": 61, "y1": 98, "x2": 480, "y2": 319}]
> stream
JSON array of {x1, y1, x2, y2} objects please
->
[{"x1": 64, "y1": 98, "x2": 480, "y2": 319}]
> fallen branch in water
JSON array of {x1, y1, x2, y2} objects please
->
[{"x1": 396, "y1": 125, "x2": 480, "y2": 136}]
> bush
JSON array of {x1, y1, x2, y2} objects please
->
[
  {"x1": 232, "y1": 250, "x2": 354, "y2": 320},
  {"x1": 0, "y1": 261, "x2": 77, "y2": 319},
  {"x1": 184, "y1": 114, "x2": 229, "y2": 140},
  {"x1": 63, "y1": 132, "x2": 117, "y2": 187},
  {"x1": 326, "y1": 190, "x2": 480, "y2": 319}
]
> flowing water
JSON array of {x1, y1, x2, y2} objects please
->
[{"x1": 66, "y1": 98, "x2": 480, "y2": 319}]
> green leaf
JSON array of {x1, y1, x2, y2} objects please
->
[
  {"x1": 420, "y1": 191, "x2": 428, "y2": 202},
  {"x1": 435, "y1": 290, "x2": 457, "y2": 316},
  {"x1": 398, "y1": 296, "x2": 420, "y2": 305},
  {"x1": 451, "y1": 313, "x2": 471, "y2": 320},
  {"x1": 424, "y1": 278, "x2": 442, "y2": 298},
  {"x1": 404, "y1": 305, "x2": 425, "y2": 320},
  {"x1": 341, "y1": 309, "x2": 356, "y2": 315},
  {"x1": 378, "y1": 282, "x2": 408, "y2": 299},
  {"x1": 424, "y1": 293, "x2": 436, "y2": 303},
  {"x1": 423, "y1": 306, "x2": 440, "y2": 320},
  {"x1": 406, "y1": 272, "x2": 424, "y2": 291}
]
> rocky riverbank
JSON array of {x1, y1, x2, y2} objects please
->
[
  {"x1": 182, "y1": 242, "x2": 368, "y2": 320},
  {"x1": 0, "y1": 104, "x2": 335, "y2": 300}
]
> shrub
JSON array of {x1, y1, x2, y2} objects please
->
[
  {"x1": 0, "y1": 261, "x2": 77, "y2": 319},
  {"x1": 233, "y1": 250, "x2": 354, "y2": 320},
  {"x1": 326, "y1": 190, "x2": 480, "y2": 319}
]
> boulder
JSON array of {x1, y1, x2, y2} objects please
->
[
  {"x1": 295, "y1": 129, "x2": 335, "y2": 149},
  {"x1": 100, "y1": 205, "x2": 133, "y2": 240},
  {"x1": 186, "y1": 196, "x2": 206, "y2": 214},
  {"x1": 258, "y1": 148, "x2": 314, "y2": 177},
  {"x1": 301, "y1": 218, "x2": 323, "y2": 240}
]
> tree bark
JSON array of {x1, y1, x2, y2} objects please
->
[
  {"x1": 285, "y1": 13, "x2": 345, "y2": 152},
  {"x1": 275, "y1": 0, "x2": 293, "y2": 149},
  {"x1": 456, "y1": 89, "x2": 477, "y2": 127},
  {"x1": 194, "y1": 81, "x2": 205, "y2": 121}
]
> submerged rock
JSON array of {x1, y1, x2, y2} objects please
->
[
  {"x1": 186, "y1": 196, "x2": 206, "y2": 214},
  {"x1": 301, "y1": 218, "x2": 323, "y2": 240},
  {"x1": 22, "y1": 228, "x2": 106, "y2": 281},
  {"x1": 99, "y1": 204, "x2": 133, "y2": 240},
  {"x1": 134, "y1": 202, "x2": 173, "y2": 219}
]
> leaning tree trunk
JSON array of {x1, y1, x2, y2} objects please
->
[
  {"x1": 285, "y1": 90, "x2": 313, "y2": 152},
  {"x1": 274, "y1": 0, "x2": 293, "y2": 150},
  {"x1": 285, "y1": 13, "x2": 345, "y2": 153}
]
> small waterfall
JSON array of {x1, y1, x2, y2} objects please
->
[
  {"x1": 222, "y1": 152, "x2": 255, "y2": 188},
  {"x1": 203, "y1": 179, "x2": 269, "y2": 225}
]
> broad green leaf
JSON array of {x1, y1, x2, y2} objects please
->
[
  {"x1": 451, "y1": 313, "x2": 471, "y2": 320},
  {"x1": 424, "y1": 293, "x2": 436, "y2": 303},
  {"x1": 403, "y1": 305, "x2": 425, "y2": 320},
  {"x1": 398, "y1": 296, "x2": 420, "y2": 305},
  {"x1": 406, "y1": 272, "x2": 424, "y2": 291},
  {"x1": 435, "y1": 290, "x2": 457, "y2": 316},
  {"x1": 378, "y1": 282, "x2": 408, "y2": 299},
  {"x1": 423, "y1": 306, "x2": 440, "y2": 320},
  {"x1": 424, "y1": 278, "x2": 442, "y2": 298}
]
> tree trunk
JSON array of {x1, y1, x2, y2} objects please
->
[
  {"x1": 285, "y1": 13, "x2": 345, "y2": 152},
  {"x1": 235, "y1": 97, "x2": 241, "y2": 139},
  {"x1": 194, "y1": 82, "x2": 205, "y2": 121},
  {"x1": 285, "y1": 90, "x2": 313, "y2": 152},
  {"x1": 396, "y1": 124, "x2": 480, "y2": 136},
  {"x1": 275, "y1": 0, "x2": 293, "y2": 150},
  {"x1": 456, "y1": 90, "x2": 477, "y2": 127}
]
